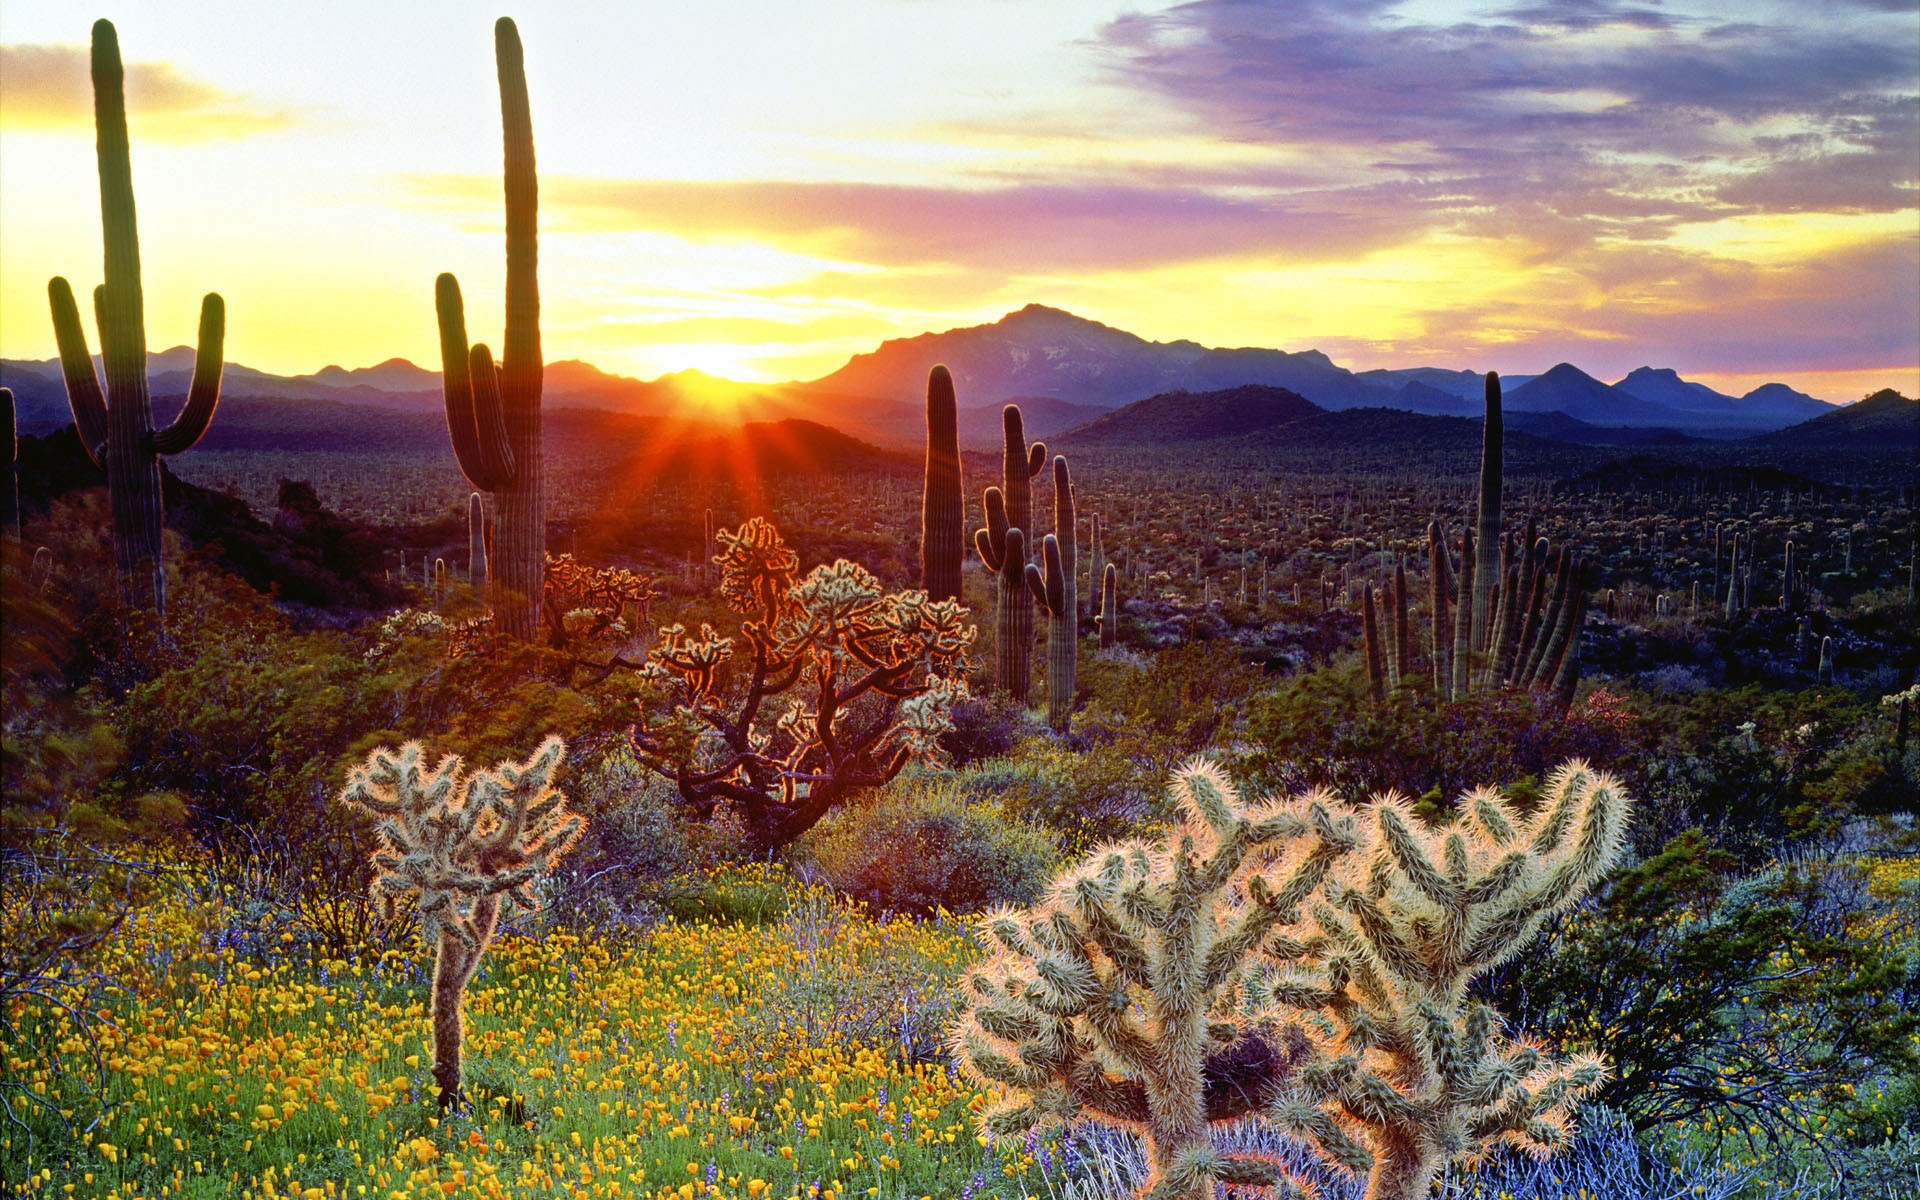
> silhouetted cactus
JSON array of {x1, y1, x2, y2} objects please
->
[
  {"x1": 1363, "y1": 583, "x2": 1387, "y2": 702},
  {"x1": 438, "y1": 18, "x2": 544, "y2": 640},
  {"x1": 1470, "y1": 373, "x2": 1503, "y2": 676},
  {"x1": 468, "y1": 492, "x2": 488, "y2": 585},
  {"x1": 921, "y1": 365, "x2": 964, "y2": 603},
  {"x1": 46, "y1": 20, "x2": 224, "y2": 612},
  {"x1": 952, "y1": 760, "x2": 1359, "y2": 1199},
  {"x1": 1, "y1": 388, "x2": 17, "y2": 537},
  {"x1": 338, "y1": 736, "x2": 583, "y2": 1105},
  {"x1": 1428, "y1": 521, "x2": 1451, "y2": 695},
  {"x1": 976, "y1": 405, "x2": 1047, "y2": 702},
  {"x1": 1025, "y1": 456, "x2": 1077, "y2": 730}
]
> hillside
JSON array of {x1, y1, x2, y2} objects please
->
[
  {"x1": 1054, "y1": 384, "x2": 1323, "y2": 446},
  {"x1": 1747, "y1": 387, "x2": 1920, "y2": 451}
]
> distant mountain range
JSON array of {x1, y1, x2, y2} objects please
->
[{"x1": 0, "y1": 303, "x2": 1884, "y2": 455}]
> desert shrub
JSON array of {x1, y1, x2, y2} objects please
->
[
  {"x1": 1478, "y1": 830, "x2": 1920, "y2": 1165},
  {"x1": 801, "y1": 774, "x2": 1058, "y2": 915},
  {"x1": 953, "y1": 740, "x2": 1174, "y2": 852},
  {"x1": 1075, "y1": 641, "x2": 1264, "y2": 752},
  {"x1": 939, "y1": 694, "x2": 1030, "y2": 765}
]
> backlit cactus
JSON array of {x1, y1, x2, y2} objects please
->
[
  {"x1": 920, "y1": 365, "x2": 965, "y2": 603},
  {"x1": 1261, "y1": 760, "x2": 1629, "y2": 1200},
  {"x1": 337, "y1": 736, "x2": 584, "y2": 1105},
  {"x1": 976, "y1": 405, "x2": 1047, "y2": 702},
  {"x1": 952, "y1": 759, "x2": 1359, "y2": 1199},
  {"x1": 438, "y1": 18, "x2": 544, "y2": 640},
  {"x1": 1099, "y1": 561, "x2": 1119, "y2": 650},
  {"x1": 1024, "y1": 455, "x2": 1077, "y2": 730},
  {"x1": 46, "y1": 20, "x2": 224, "y2": 612}
]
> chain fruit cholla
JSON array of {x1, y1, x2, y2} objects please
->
[{"x1": 338, "y1": 736, "x2": 584, "y2": 1106}]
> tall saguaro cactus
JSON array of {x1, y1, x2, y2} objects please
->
[
  {"x1": 1024, "y1": 455, "x2": 1078, "y2": 730},
  {"x1": 438, "y1": 18, "x2": 544, "y2": 640},
  {"x1": 338, "y1": 736, "x2": 583, "y2": 1106},
  {"x1": 1098, "y1": 561, "x2": 1119, "y2": 650},
  {"x1": 976, "y1": 404, "x2": 1046, "y2": 701},
  {"x1": 920, "y1": 365, "x2": 964, "y2": 602},
  {"x1": 1469, "y1": 372, "x2": 1503, "y2": 675},
  {"x1": 46, "y1": 20, "x2": 224, "y2": 612}
]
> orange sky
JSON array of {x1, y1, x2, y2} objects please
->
[{"x1": 1, "y1": 1, "x2": 1914, "y2": 403}]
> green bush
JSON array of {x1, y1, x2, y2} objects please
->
[{"x1": 801, "y1": 774, "x2": 1058, "y2": 915}]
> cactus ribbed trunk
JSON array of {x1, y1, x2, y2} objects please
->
[
  {"x1": 438, "y1": 18, "x2": 543, "y2": 641},
  {"x1": 1470, "y1": 373, "x2": 1503, "y2": 679},
  {"x1": 1451, "y1": 526, "x2": 1475, "y2": 701},
  {"x1": 46, "y1": 21, "x2": 224, "y2": 614},
  {"x1": 468, "y1": 492, "x2": 488, "y2": 585},
  {"x1": 976, "y1": 405, "x2": 1045, "y2": 702},
  {"x1": 1429, "y1": 521, "x2": 1451, "y2": 695},
  {"x1": 1363, "y1": 583, "x2": 1387, "y2": 702},
  {"x1": 1022, "y1": 455, "x2": 1077, "y2": 731},
  {"x1": 1099, "y1": 562, "x2": 1118, "y2": 649},
  {"x1": 995, "y1": 529, "x2": 1029, "y2": 702},
  {"x1": 1087, "y1": 513, "x2": 1104, "y2": 621},
  {"x1": 920, "y1": 365, "x2": 964, "y2": 602},
  {"x1": 1390, "y1": 561, "x2": 1410, "y2": 689}
]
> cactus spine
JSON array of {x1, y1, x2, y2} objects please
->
[
  {"x1": 438, "y1": 18, "x2": 543, "y2": 640},
  {"x1": 975, "y1": 405, "x2": 1046, "y2": 702},
  {"x1": 1024, "y1": 456, "x2": 1077, "y2": 731},
  {"x1": 46, "y1": 20, "x2": 224, "y2": 612},
  {"x1": 920, "y1": 365, "x2": 964, "y2": 603},
  {"x1": 1098, "y1": 562, "x2": 1118, "y2": 649},
  {"x1": 338, "y1": 736, "x2": 583, "y2": 1105}
]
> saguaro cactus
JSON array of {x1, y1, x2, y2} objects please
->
[
  {"x1": 1469, "y1": 372, "x2": 1503, "y2": 677},
  {"x1": 976, "y1": 404, "x2": 1047, "y2": 701},
  {"x1": 952, "y1": 760, "x2": 1359, "y2": 1199},
  {"x1": 1024, "y1": 455, "x2": 1078, "y2": 730},
  {"x1": 1261, "y1": 761, "x2": 1629, "y2": 1200},
  {"x1": 338, "y1": 736, "x2": 584, "y2": 1105},
  {"x1": 2, "y1": 388, "x2": 17, "y2": 537},
  {"x1": 921, "y1": 365, "x2": 965, "y2": 603},
  {"x1": 1098, "y1": 561, "x2": 1119, "y2": 649},
  {"x1": 467, "y1": 492, "x2": 488, "y2": 585},
  {"x1": 47, "y1": 20, "x2": 224, "y2": 611},
  {"x1": 438, "y1": 18, "x2": 544, "y2": 640},
  {"x1": 1428, "y1": 521, "x2": 1452, "y2": 694},
  {"x1": 1363, "y1": 583, "x2": 1387, "y2": 702}
]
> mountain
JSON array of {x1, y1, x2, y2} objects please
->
[
  {"x1": 799, "y1": 303, "x2": 1402, "y2": 413},
  {"x1": 1614, "y1": 367, "x2": 1831, "y2": 433},
  {"x1": 1388, "y1": 380, "x2": 1478, "y2": 417},
  {"x1": 1056, "y1": 384, "x2": 1324, "y2": 446},
  {"x1": 956, "y1": 396, "x2": 1109, "y2": 448},
  {"x1": 1355, "y1": 367, "x2": 1537, "y2": 399},
  {"x1": 1738, "y1": 382, "x2": 1834, "y2": 424},
  {"x1": 1505, "y1": 409, "x2": 1702, "y2": 447},
  {"x1": 1747, "y1": 388, "x2": 1919, "y2": 451},
  {"x1": 309, "y1": 358, "x2": 440, "y2": 392},
  {"x1": 1505, "y1": 364, "x2": 1685, "y2": 428}
]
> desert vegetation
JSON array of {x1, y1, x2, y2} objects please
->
[{"x1": 3, "y1": 14, "x2": 1918, "y2": 1200}]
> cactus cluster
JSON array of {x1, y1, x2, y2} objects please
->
[
  {"x1": 337, "y1": 736, "x2": 583, "y2": 1105},
  {"x1": 953, "y1": 757, "x2": 1629, "y2": 1200},
  {"x1": 976, "y1": 405, "x2": 1047, "y2": 702},
  {"x1": 438, "y1": 18, "x2": 545, "y2": 641},
  {"x1": 46, "y1": 20, "x2": 225, "y2": 613}
]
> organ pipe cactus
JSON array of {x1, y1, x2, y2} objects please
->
[
  {"x1": 920, "y1": 365, "x2": 965, "y2": 603},
  {"x1": 1259, "y1": 760, "x2": 1630, "y2": 1200},
  {"x1": 338, "y1": 736, "x2": 584, "y2": 1106},
  {"x1": 1024, "y1": 455, "x2": 1077, "y2": 730},
  {"x1": 47, "y1": 20, "x2": 224, "y2": 612},
  {"x1": 438, "y1": 18, "x2": 544, "y2": 640},
  {"x1": 952, "y1": 759, "x2": 1361, "y2": 1199},
  {"x1": 1469, "y1": 373, "x2": 1503, "y2": 673}
]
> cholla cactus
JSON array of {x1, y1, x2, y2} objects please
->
[
  {"x1": 337, "y1": 736, "x2": 583, "y2": 1105},
  {"x1": 954, "y1": 759, "x2": 1630, "y2": 1200},
  {"x1": 1261, "y1": 760, "x2": 1629, "y2": 1200},
  {"x1": 952, "y1": 760, "x2": 1359, "y2": 1199},
  {"x1": 632, "y1": 518, "x2": 973, "y2": 852}
]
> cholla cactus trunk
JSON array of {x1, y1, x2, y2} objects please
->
[
  {"x1": 920, "y1": 365, "x2": 964, "y2": 602},
  {"x1": 46, "y1": 21, "x2": 224, "y2": 613},
  {"x1": 438, "y1": 19, "x2": 543, "y2": 640},
  {"x1": 338, "y1": 736, "x2": 583, "y2": 1106},
  {"x1": 1428, "y1": 522, "x2": 1452, "y2": 696},
  {"x1": 1099, "y1": 561, "x2": 1118, "y2": 649},
  {"x1": 1450, "y1": 526, "x2": 1475, "y2": 701},
  {"x1": 1470, "y1": 373, "x2": 1503, "y2": 671},
  {"x1": 1363, "y1": 584, "x2": 1387, "y2": 701}
]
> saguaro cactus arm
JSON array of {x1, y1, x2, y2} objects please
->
[
  {"x1": 47, "y1": 278, "x2": 110, "y2": 465},
  {"x1": 150, "y1": 293, "x2": 225, "y2": 455}
]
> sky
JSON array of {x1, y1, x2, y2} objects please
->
[{"x1": 1, "y1": 0, "x2": 1915, "y2": 402}]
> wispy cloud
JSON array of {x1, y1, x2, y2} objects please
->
[{"x1": 0, "y1": 43, "x2": 296, "y2": 141}]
